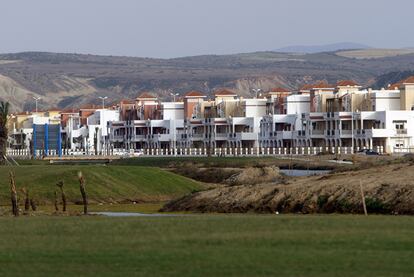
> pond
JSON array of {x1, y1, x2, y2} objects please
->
[{"x1": 280, "y1": 169, "x2": 331, "y2": 177}]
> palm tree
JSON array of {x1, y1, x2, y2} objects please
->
[{"x1": 0, "y1": 101, "x2": 10, "y2": 163}]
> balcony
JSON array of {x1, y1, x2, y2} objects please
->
[
  {"x1": 190, "y1": 133, "x2": 204, "y2": 141},
  {"x1": 355, "y1": 129, "x2": 394, "y2": 138},
  {"x1": 239, "y1": 132, "x2": 257, "y2": 140},
  {"x1": 111, "y1": 134, "x2": 125, "y2": 141},
  {"x1": 229, "y1": 132, "x2": 257, "y2": 141},
  {"x1": 296, "y1": 130, "x2": 307, "y2": 137},
  {"x1": 324, "y1": 130, "x2": 339, "y2": 137},
  {"x1": 310, "y1": 129, "x2": 324, "y2": 137},
  {"x1": 276, "y1": 131, "x2": 294, "y2": 140},
  {"x1": 132, "y1": 134, "x2": 146, "y2": 141},
  {"x1": 147, "y1": 134, "x2": 173, "y2": 142},
  {"x1": 214, "y1": 133, "x2": 228, "y2": 140}
]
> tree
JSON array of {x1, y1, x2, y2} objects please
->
[{"x1": 0, "y1": 101, "x2": 10, "y2": 163}]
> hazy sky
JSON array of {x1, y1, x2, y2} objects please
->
[{"x1": 1, "y1": 0, "x2": 413, "y2": 58}]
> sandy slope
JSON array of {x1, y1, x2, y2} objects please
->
[{"x1": 162, "y1": 162, "x2": 414, "y2": 214}]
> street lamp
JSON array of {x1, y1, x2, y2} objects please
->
[
  {"x1": 252, "y1": 88, "x2": 262, "y2": 98},
  {"x1": 351, "y1": 95, "x2": 354, "y2": 154},
  {"x1": 33, "y1": 96, "x2": 41, "y2": 113},
  {"x1": 99, "y1": 96, "x2": 108, "y2": 109},
  {"x1": 170, "y1": 92, "x2": 179, "y2": 102}
]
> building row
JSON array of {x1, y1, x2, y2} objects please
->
[{"x1": 7, "y1": 76, "x2": 414, "y2": 156}]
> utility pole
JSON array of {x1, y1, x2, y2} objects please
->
[{"x1": 351, "y1": 93, "x2": 354, "y2": 154}]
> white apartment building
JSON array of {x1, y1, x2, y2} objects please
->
[
  {"x1": 105, "y1": 79, "x2": 414, "y2": 154},
  {"x1": 86, "y1": 109, "x2": 120, "y2": 153}
]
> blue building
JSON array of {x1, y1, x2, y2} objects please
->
[{"x1": 32, "y1": 124, "x2": 62, "y2": 157}]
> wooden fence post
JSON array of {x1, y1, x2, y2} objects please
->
[
  {"x1": 9, "y1": 171, "x2": 19, "y2": 216},
  {"x1": 78, "y1": 171, "x2": 88, "y2": 215},
  {"x1": 360, "y1": 181, "x2": 368, "y2": 216},
  {"x1": 56, "y1": 181, "x2": 67, "y2": 212},
  {"x1": 21, "y1": 187, "x2": 30, "y2": 212},
  {"x1": 54, "y1": 191, "x2": 59, "y2": 212}
]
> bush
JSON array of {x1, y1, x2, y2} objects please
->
[
  {"x1": 365, "y1": 197, "x2": 390, "y2": 213},
  {"x1": 337, "y1": 199, "x2": 354, "y2": 213},
  {"x1": 317, "y1": 195, "x2": 329, "y2": 209}
]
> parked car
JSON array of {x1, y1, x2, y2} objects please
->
[
  {"x1": 130, "y1": 149, "x2": 144, "y2": 157},
  {"x1": 365, "y1": 150, "x2": 380, "y2": 155},
  {"x1": 357, "y1": 149, "x2": 379, "y2": 155}
]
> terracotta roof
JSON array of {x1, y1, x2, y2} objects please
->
[
  {"x1": 299, "y1": 84, "x2": 315, "y2": 91},
  {"x1": 184, "y1": 91, "x2": 206, "y2": 97},
  {"x1": 214, "y1": 89, "x2": 237, "y2": 96},
  {"x1": 388, "y1": 82, "x2": 402, "y2": 89},
  {"x1": 120, "y1": 99, "x2": 135, "y2": 104},
  {"x1": 269, "y1": 87, "x2": 290, "y2": 93},
  {"x1": 313, "y1": 81, "x2": 334, "y2": 89},
  {"x1": 80, "y1": 104, "x2": 99, "y2": 110},
  {"x1": 61, "y1": 108, "x2": 79, "y2": 114},
  {"x1": 402, "y1": 76, "x2": 414, "y2": 84},
  {"x1": 336, "y1": 80, "x2": 359, "y2": 87},
  {"x1": 301, "y1": 81, "x2": 333, "y2": 90},
  {"x1": 15, "y1": 111, "x2": 31, "y2": 116},
  {"x1": 137, "y1": 92, "x2": 157, "y2": 99}
]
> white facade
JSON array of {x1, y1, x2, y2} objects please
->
[
  {"x1": 161, "y1": 102, "x2": 184, "y2": 120},
  {"x1": 286, "y1": 94, "x2": 310, "y2": 115},
  {"x1": 370, "y1": 90, "x2": 400, "y2": 111},
  {"x1": 86, "y1": 109, "x2": 120, "y2": 153}
]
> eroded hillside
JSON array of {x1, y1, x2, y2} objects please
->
[{"x1": 1, "y1": 50, "x2": 414, "y2": 111}]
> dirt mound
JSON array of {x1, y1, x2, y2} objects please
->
[
  {"x1": 162, "y1": 163, "x2": 414, "y2": 214},
  {"x1": 225, "y1": 166, "x2": 282, "y2": 186}
]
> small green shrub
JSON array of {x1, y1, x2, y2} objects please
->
[
  {"x1": 337, "y1": 199, "x2": 354, "y2": 213},
  {"x1": 365, "y1": 197, "x2": 390, "y2": 213},
  {"x1": 317, "y1": 195, "x2": 329, "y2": 209}
]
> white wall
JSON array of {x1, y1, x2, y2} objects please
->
[
  {"x1": 162, "y1": 102, "x2": 184, "y2": 120},
  {"x1": 243, "y1": 99, "x2": 267, "y2": 117},
  {"x1": 87, "y1": 109, "x2": 120, "y2": 136},
  {"x1": 286, "y1": 95, "x2": 310, "y2": 115},
  {"x1": 372, "y1": 91, "x2": 400, "y2": 111},
  {"x1": 385, "y1": 111, "x2": 414, "y2": 137}
]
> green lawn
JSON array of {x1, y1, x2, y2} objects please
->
[
  {"x1": 0, "y1": 215, "x2": 413, "y2": 276},
  {"x1": 0, "y1": 165, "x2": 201, "y2": 204}
]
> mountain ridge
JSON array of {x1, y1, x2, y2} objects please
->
[
  {"x1": 1, "y1": 50, "x2": 414, "y2": 112},
  {"x1": 275, "y1": 42, "x2": 371, "y2": 53}
]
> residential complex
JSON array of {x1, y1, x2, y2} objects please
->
[{"x1": 7, "y1": 76, "x2": 414, "y2": 157}]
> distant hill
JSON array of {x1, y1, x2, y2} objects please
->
[
  {"x1": 336, "y1": 48, "x2": 414, "y2": 59},
  {"x1": 276, "y1": 42, "x2": 371, "y2": 53},
  {"x1": 1, "y1": 50, "x2": 414, "y2": 112}
]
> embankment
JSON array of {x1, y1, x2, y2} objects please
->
[
  {"x1": 162, "y1": 163, "x2": 414, "y2": 214},
  {"x1": 0, "y1": 165, "x2": 202, "y2": 205}
]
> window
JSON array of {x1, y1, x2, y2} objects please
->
[{"x1": 393, "y1": 120, "x2": 406, "y2": 130}]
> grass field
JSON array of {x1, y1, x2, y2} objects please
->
[
  {"x1": 0, "y1": 215, "x2": 413, "y2": 276},
  {"x1": 0, "y1": 165, "x2": 201, "y2": 204}
]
